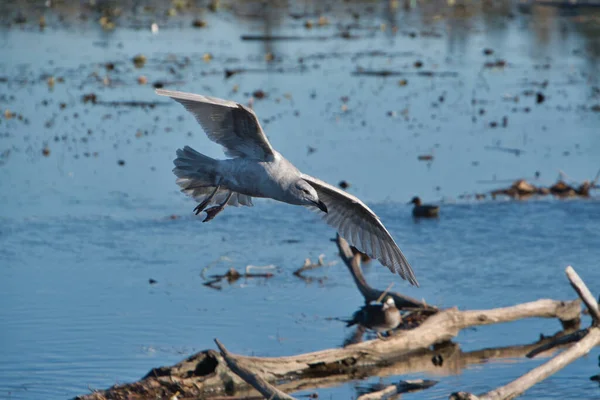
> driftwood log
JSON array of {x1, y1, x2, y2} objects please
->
[
  {"x1": 451, "y1": 266, "x2": 600, "y2": 400},
  {"x1": 77, "y1": 239, "x2": 581, "y2": 400}
]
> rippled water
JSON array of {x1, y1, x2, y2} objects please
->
[{"x1": 1, "y1": 1, "x2": 600, "y2": 399}]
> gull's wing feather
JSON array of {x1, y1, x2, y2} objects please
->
[
  {"x1": 302, "y1": 174, "x2": 418, "y2": 286},
  {"x1": 156, "y1": 89, "x2": 275, "y2": 160}
]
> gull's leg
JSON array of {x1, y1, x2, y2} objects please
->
[
  {"x1": 203, "y1": 191, "x2": 233, "y2": 223},
  {"x1": 193, "y1": 185, "x2": 220, "y2": 215}
]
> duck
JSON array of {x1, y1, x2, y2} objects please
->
[
  {"x1": 408, "y1": 196, "x2": 439, "y2": 218},
  {"x1": 345, "y1": 296, "x2": 402, "y2": 340}
]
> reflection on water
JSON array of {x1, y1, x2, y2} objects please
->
[{"x1": 1, "y1": 1, "x2": 599, "y2": 399}]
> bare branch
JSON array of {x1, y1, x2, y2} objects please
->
[
  {"x1": 476, "y1": 328, "x2": 600, "y2": 400},
  {"x1": 214, "y1": 339, "x2": 296, "y2": 400},
  {"x1": 565, "y1": 266, "x2": 600, "y2": 324},
  {"x1": 454, "y1": 266, "x2": 600, "y2": 400}
]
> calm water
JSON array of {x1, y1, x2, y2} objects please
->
[{"x1": 1, "y1": 1, "x2": 600, "y2": 399}]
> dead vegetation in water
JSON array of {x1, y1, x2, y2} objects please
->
[
  {"x1": 489, "y1": 169, "x2": 599, "y2": 200},
  {"x1": 76, "y1": 236, "x2": 596, "y2": 400}
]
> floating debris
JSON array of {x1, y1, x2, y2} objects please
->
[
  {"x1": 252, "y1": 89, "x2": 267, "y2": 99},
  {"x1": 133, "y1": 54, "x2": 147, "y2": 68},
  {"x1": 42, "y1": 146, "x2": 50, "y2": 157},
  {"x1": 353, "y1": 69, "x2": 458, "y2": 78},
  {"x1": 484, "y1": 59, "x2": 507, "y2": 69},
  {"x1": 117, "y1": 160, "x2": 125, "y2": 166},
  {"x1": 137, "y1": 75, "x2": 147, "y2": 85},
  {"x1": 338, "y1": 180, "x2": 350, "y2": 189},
  {"x1": 148, "y1": 278, "x2": 157, "y2": 285},
  {"x1": 490, "y1": 176, "x2": 597, "y2": 200},
  {"x1": 192, "y1": 19, "x2": 207, "y2": 28},
  {"x1": 536, "y1": 92, "x2": 545, "y2": 104},
  {"x1": 418, "y1": 154, "x2": 434, "y2": 161}
]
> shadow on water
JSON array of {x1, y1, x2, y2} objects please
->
[{"x1": 0, "y1": 0, "x2": 599, "y2": 399}]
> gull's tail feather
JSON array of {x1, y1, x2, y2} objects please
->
[
  {"x1": 173, "y1": 145, "x2": 218, "y2": 184},
  {"x1": 173, "y1": 146, "x2": 253, "y2": 208}
]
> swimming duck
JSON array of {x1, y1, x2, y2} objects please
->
[
  {"x1": 408, "y1": 196, "x2": 439, "y2": 218},
  {"x1": 345, "y1": 296, "x2": 401, "y2": 340}
]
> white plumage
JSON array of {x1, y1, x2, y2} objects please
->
[{"x1": 157, "y1": 89, "x2": 419, "y2": 286}]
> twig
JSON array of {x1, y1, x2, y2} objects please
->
[
  {"x1": 214, "y1": 339, "x2": 297, "y2": 400},
  {"x1": 293, "y1": 254, "x2": 335, "y2": 282},
  {"x1": 376, "y1": 283, "x2": 395, "y2": 303}
]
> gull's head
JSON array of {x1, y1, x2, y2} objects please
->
[
  {"x1": 293, "y1": 180, "x2": 327, "y2": 213},
  {"x1": 382, "y1": 296, "x2": 396, "y2": 310}
]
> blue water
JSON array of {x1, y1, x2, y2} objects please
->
[{"x1": 1, "y1": 1, "x2": 600, "y2": 399}]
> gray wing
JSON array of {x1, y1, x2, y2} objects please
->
[
  {"x1": 302, "y1": 174, "x2": 418, "y2": 287},
  {"x1": 156, "y1": 89, "x2": 275, "y2": 160}
]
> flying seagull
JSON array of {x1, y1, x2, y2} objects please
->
[{"x1": 156, "y1": 89, "x2": 418, "y2": 286}]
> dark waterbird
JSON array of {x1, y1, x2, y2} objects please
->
[
  {"x1": 408, "y1": 196, "x2": 440, "y2": 218},
  {"x1": 345, "y1": 296, "x2": 402, "y2": 340}
]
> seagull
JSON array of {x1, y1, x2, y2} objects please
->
[{"x1": 157, "y1": 89, "x2": 418, "y2": 286}]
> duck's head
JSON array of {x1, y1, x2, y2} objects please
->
[
  {"x1": 382, "y1": 296, "x2": 396, "y2": 310},
  {"x1": 408, "y1": 196, "x2": 422, "y2": 206}
]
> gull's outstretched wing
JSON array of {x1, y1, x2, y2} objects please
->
[
  {"x1": 301, "y1": 174, "x2": 418, "y2": 286},
  {"x1": 156, "y1": 89, "x2": 275, "y2": 160}
]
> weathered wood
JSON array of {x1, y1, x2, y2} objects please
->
[
  {"x1": 215, "y1": 339, "x2": 296, "y2": 400},
  {"x1": 356, "y1": 379, "x2": 438, "y2": 399},
  {"x1": 473, "y1": 329, "x2": 600, "y2": 400},
  {"x1": 565, "y1": 266, "x2": 600, "y2": 324},
  {"x1": 453, "y1": 266, "x2": 600, "y2": 400},
  {"x1": 335, "y1": 235, "x2": 436, "y2": 310},
  {"x1": 76, "y1": 298, "x2": 580, "y2": 400}
]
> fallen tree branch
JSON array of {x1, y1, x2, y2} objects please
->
[
  {"x1": 76, "y1": 326, "x2": 579, "y2": 400},
  {"x1": 215, "y1": 339, "x2": 296, "y2": 400},
  {"x1": 76, "y1": 296, "x2": 580, "y2": 400},
  {"x1": 452, "y1": 266, "x2": 600, "y2": 400}
]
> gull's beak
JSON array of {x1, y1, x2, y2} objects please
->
[{"x1": 315, "y1": 200, "x2": 328, "y2": 213}]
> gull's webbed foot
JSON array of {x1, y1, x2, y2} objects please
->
[
  {"x1": 202, "y1": 205, "x2": 225, "y2": 223},
  {"x1": 194, "y1": 199, "x2": 210, "y2": 215},
  {"x1": 193, "y1": 185, "x2": 221, "y2": 215}
]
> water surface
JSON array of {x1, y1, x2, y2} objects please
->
[{"x1": 1, "y1": 1, "x2": 599, "y2": 399}]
